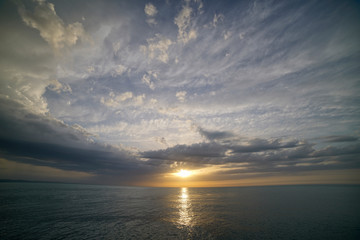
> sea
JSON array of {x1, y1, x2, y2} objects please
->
[{"x1": 1, "y1": 183, "x2": 359, "y2": 240}]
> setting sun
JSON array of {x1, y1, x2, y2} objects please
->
[{"x1": 176, "y1": 169, "x2": 192, "y2": 178}]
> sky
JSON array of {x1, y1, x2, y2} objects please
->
[{"x1": 0, "y1": 0, "x2": 359, "y2": 187}]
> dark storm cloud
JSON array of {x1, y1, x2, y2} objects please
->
[
  {"x1": 198, "y1": 127, "x2": 234, "y2": 141},
  {"x1": 0, "y1": 98, "x2": 149, "y2": 179},
  {"x1": 142, "y1": 142, "x2": 227, "y2": 162},
  {"x1": 142, "y1": 130, "x2": 360, "y2": 173},
  {"x1": 0, "y1": 98, "x2": 85, "y2": 145}
]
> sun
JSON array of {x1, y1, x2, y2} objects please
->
[{"x1": 176, "y1": 169, "x2": 192, "y2": 178}]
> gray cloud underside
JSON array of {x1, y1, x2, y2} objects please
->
[
  {"x1": 143, "y1": 128, "x2": 360, "y2": 174},
  {"x1": 0, "y1": 98, "x2": 158, "y2": 182}
]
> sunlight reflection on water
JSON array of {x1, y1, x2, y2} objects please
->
[{"x1": 177, "y1": 187, "x2": 193, "y2": 227}]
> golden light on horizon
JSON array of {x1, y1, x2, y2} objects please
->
[
  {"x1": 175, "y1": 169, "x2": 192, "y2": 178},
  {"x1": 143, "y1": 167, "x2": 360, "y2": 188}
]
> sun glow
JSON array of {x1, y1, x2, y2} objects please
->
[{"x1": 176, "y1": 169, "x2": 192, "y2": 178}]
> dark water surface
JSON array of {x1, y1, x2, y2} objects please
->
[{"x1": 1, "y1": 183, "x2": 359, "y2": 239}]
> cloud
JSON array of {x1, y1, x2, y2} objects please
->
[
  {"x1": 174, "y1": 4, "x2": 197, "y2": 44},
  {"x1": 113, "y1": 64, "x2": 127, "y2": 76},
  {"x1": 143, "y1": 142, "x2": 227, "y2": 162},
  {"x1": 144, "y1": 3, "x2": 158, "y2": 17},
  {"x1": 16, "y1": 0, "x2": 89, "y2": 53},
  {"x1": 143, "y1": 135, "x2": 304, "y2": 164},
  {"x1": 116, "y1": 91, "x2": 133, "y2": 101},
  {"x1": 176, "y1": 91, "x2": 187, "y2": 102},
  {"x1": 47, "y1": 79, "x2": 72, "y2": 93},
  {"x1": 312, "y1": 144, "x2": 360, "y2": 157},
  {"x1": 101, "y1": 91, "x2": 148, "y2": 108},
  {"x1": 142, "y1": 130, "x2": 360, "y2": 174},
  {"x1": 0, "y1": 97, "x2": 153, "y2": 183},
  {"x1": 86, "y1": 117, "x2": 200, "y2": 151},
  {"x1": 0, "y1": 3, "x2": 56, "y2": 116},
  {"x1": 316, "y1": 135, "x2": 359, "y2": 143},
  {"x1": 198, "y1": 127, "x2": 234, "y2": 141},
  {"x1": 142, "y1": 74, "x2": 155, "y2": 90},
  {"x1": 133, "y1": 94, "x2": 146, "y2": 106},
  {"x1": 230, "y1": 138, "x2": 301, "y2": 153},
  {"x1": 154, "y1": 137, "x2": 168, "y2": 147},
  {"x1": 213, "y1": 13, "x2": 224, "y2": 27},
  {"x1": 223, "y1": 31, "x2": 232, "y2": 40},
  {"x1": 87, "y1": 121, "x2": 129, "y2": 135},
  {"x1": 0, "y1": 97, "x2": 90, "y2": 146},
  {"x1": 146, "y1": 18, "x2": 157, "y2": 25},
  {"x1": 239, "y1": 32, "x2": 245, "y2": 40},
  {"x1": 194, "y1": 0, "x2": 203, "y2": 13},
  {"x1": 141, "y1": 34, "x2": 172, "y2": 63},
  {"x1": 145, "y1": 3, "x2": 158, "y2": 25}
]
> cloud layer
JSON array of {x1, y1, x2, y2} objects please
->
[{"x1": 0, "y1": 0, "x2": 359, "y2": 186}]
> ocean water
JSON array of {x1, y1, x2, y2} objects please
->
[{"x1": 0, "y1": 183, "x2": 359, "y2": 240}]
